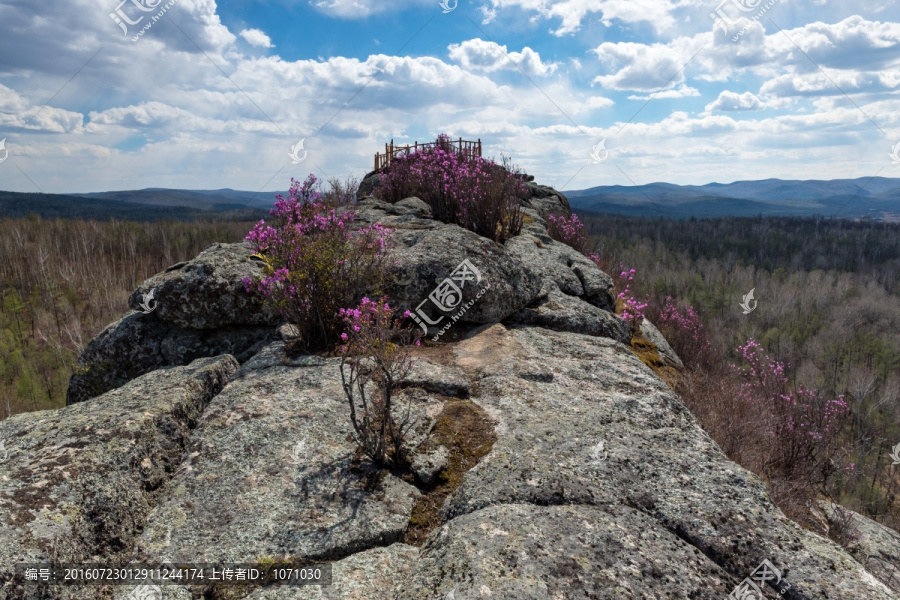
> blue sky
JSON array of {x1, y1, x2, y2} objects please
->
[{"x1": 0, "y1": 0, "x2": 898, "y2": 195}]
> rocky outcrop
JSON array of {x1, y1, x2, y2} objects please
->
[
  {"x1": 11, "y1": 323, "x2": 897, "y2": 599},
  {"x1": 640, "y1": 317, "x2": 684, "y2": 369},
  {"x1": 30, "y1": 173, "x2": 897, "y2": 599},
  {"x1": 65, "y1": 311, "x2": 274, "y2": 405},
  {"x1": 353, "y1": 197, "x2": 544, "y2": 326},
  {"x1": 129, "y1": 242, "x2": 280, "y2": 330},
  {"x1": 129, "y1": 342, "x2": 423, "y2": 567},
  {"x1": 506, "y1": 280, "x2": 628, "y2": 344},
  {"x1": 817, "y1": 500, "x2": 900, "y2": 594},
  {"x1": 522, "y1": 180, "x2": 571, "y2": 218},
  {"x1": 66, "y1": 242, "x2": 279, "y2": 405},
  {"x1": 0, "y1": 355, "x2": 238, "y2": 599}
]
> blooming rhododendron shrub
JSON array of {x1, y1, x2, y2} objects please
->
[
  {"x1": 546, "y1": 212, "x2": 589, "y2": 254},
  {"x1": 655, "y1": 296, "x2": 717, "y2": 369},
  {"x1": 732, "y1": 339, "x2": 849, "y2": 484},
  {"x1": 375, "y1": 134, "x2": 528, "y2": 243},
  {"x1": 339, "y1": 297, "x2": 421, "y2": 468},
  {"x1": 243, "y1": 174, "x2": 390, "y2": 350},
  {"x1": 615, "y1": 268, "x2": 649, "y2": 339}
]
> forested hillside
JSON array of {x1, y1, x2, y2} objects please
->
[{"x1": 582, "y1": 212, "x2": 900, "y2": 530}]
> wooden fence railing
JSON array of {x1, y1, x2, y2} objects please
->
[{"x1": 374, "y1": 138, "x2": 481, "y2": 171}]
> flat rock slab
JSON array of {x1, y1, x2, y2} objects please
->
[
  {"x1": 130, "y1": 342, "x2": 420, "y2": 566},
  {"x1": 246, "y1": 543, "x2": 419, "y2": 600},
  {"x1": 403, "y1": 503, "x2": 732, "y2": 599},
  {"x1": 431, "y1": 324, "x2": 898, "y2": 600},
  {"x1": 401, "y1": 358, "x2": 471, "y2": 397},
  {"x1": 0, "y1": 355, "x2": 239, "y2": 599}
]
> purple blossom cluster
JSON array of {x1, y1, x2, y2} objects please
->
[
  {"x1": 616, "y1": 268, "x2": 649, "y2": 339},
  {"x1": 656, "y1": 296, "x2": 716, "y2": 368},
  {"x1": 243, "y1": 174, "x2": 390, "y2": 349},
  {"x1": 732, "y1": 339, "x2": 849, "y2": 475},
  {"x1": 545, "y1": 212, "x2": 589, "y2": 254},
  {"x1": 376, "y1": 134, "x2": 527, "y2": 243}
]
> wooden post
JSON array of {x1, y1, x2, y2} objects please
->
[{"x1": 478, "y1": 138, "x2": 481, "y2": 158}]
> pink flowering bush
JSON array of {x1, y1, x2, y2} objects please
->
[
  {"x1": 655, "y1": 296, "x2": 717, "y2": 369},
  {"x1": 546, "y1": 212, "x2": 589, "y2": 254},
  {"x1": 616, "y1": 268, "x2": 649, "y2": 339},
  {"x1": 339, "y1": 297, "x2": 422, "y2": 468},
  {"x1": 732, "y1": 339, "x2": 849, "y2": 483},
  {"x1": 243, "y1": 174, "x2": 390, "y2": 350},
  {"x1": 375, "y1": 134, "x2": 528, "y2": 243}
]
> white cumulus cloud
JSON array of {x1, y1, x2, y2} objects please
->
[
  {"x1": 240, "y1": 28, "x2": 274, "y2": 48},
  {"x1": 448, "y1": 39, "x2": 559, "y2": 76}
]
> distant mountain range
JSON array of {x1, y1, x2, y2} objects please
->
[
  {"x1": 2, "y1": 178, "x2": 899, "y2": 222},
  {"x1": 563, "y1": 177, "x2": 900, "y2": 221},
  {"x1": 0, "y1": 188, "x2": 279, "y2": 221}
]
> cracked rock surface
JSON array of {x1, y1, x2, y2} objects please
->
[{"x1": 16, "y1": 178, "x2": 897, "y2": 599}]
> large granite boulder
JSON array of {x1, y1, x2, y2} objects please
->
[
  {"x1": 353, "y1": 198, "x2": 544, "y2": 327},
  {"x1": 506, "y1": 280, "x2": 629, "y2": 344},
  {"x1": 504, "y1": 233, "x2": 616, "y2": 310},
  {"x1": 356, "y1": 169, "x2": 383, "y2": 201},
  {"x1": 66, "y1": 242, "x2": 281, "y2": 405},
  {"x1": 129, "y1": 242, "x2": 279, "y2": 330},
  {"x1": 65, "y1": 311, "x2": 274, "y2": 405},
  {"x1": 523, "y1": 180, "x2": 571, "y2": 218}
]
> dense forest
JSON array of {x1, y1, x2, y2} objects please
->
[
  {"x1": 1, "y1": 209, "x2": 898, "y2": 532},
  {"x1": 581, "y1": 212, "x2": 900, "y2": 531}
]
